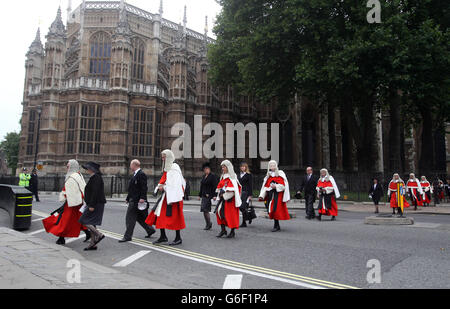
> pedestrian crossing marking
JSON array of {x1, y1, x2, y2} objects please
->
[
  {"x1": 31, "y1": 209, "x2": 359, "y2": 289},
  {"x1": 113, "y1": 250, "x2": 152, "y2": 267}
]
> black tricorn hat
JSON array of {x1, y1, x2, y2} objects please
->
[
  {"x1": 82, "y1": 162, "x2": 101, "y2": 173},
  {"x1": 202, "y1": 162, "x2": 211, "y2": 170}
]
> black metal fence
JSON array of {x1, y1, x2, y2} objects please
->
[{"x1": 1, "y1": 171, "x2": 448, "y2": 202}]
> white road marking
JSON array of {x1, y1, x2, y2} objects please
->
[
  {"x1": 406, "y1": 223, "x2": 441, "y2": 229},
  {"x1": 103, "y1": 232, "x2": 325, "y2": 289},
  {"x1": 66, "y1": 235, "x2": 85, "y2": 244},
  {"x1": 28, "y1": 229, "x2": 45, "y2": 236},
  {"x1": 113, "y1": 250, "x2": 152, "y2": 268},
  {"x1": 32, "y1": 218, "x2": 44, "y2": 222},
  {"x1": 223, "y1": 274, "x2": 243, "y2": 289}
]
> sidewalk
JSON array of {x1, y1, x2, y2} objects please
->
[{"x1": 0, "y1": 227, "x2": 172, "y2": 289}]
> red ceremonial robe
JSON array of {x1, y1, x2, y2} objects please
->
[
  {"x1": 146, "y1": 172, "x2": 186, "y2": 231},
  {"x1": 421, "y1": 182, "x2": 432, "y2": 204},
  {"x1": 263, "y1": 176, "x2": 290, "y2": 221},
  {"x1": 317, "y1": 180, "x2": 338, "y2": 217},
  {"x1": 388, "y1": 181, "x2": 410, "y2": 209},
  {"x1": 216, "y1": 177, "x2": 241, "y2": 229},
  {"x1": 407, "y1": 180, "x2": 423, "y2": 206},
  {"x1": 43, "y1": 186, "x2": 86, "y2": 238}
]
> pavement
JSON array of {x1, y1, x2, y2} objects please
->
[
  {"x1": 0, "y1": 227, "x2": 171, "y2": 289},
  {"x1": 1, "y1": 196, "x2": 449, "y2": 289}
]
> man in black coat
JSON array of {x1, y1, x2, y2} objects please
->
[
  {"x1": 199, "y1": 163, "x2": 218, "y2": 230},
  {"x1": 120, "y1": 160, "x2": 156, "y2": 243},
  {"x1": 369, "y1": 178, "x2": 384, "y2": 214},
  {"x1": 296, "y1": 167, "x2": 319, "y2": 220},
  {"x1": 29, "y1": 169, "x2": 40, "y2": 202}
]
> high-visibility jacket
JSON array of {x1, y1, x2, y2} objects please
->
[{"x1": 19, "y1": 173, "x2": 31, "y2": 187}]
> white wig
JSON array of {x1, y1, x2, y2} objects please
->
[
  {"x1": 66, "y1": 160, "x2": 80, "y2": 180},
  {"x1": 267, "y1": 160, "x2": 280, "y2": 177},
  {"x1": 162, "y1": 149, "x2": 176, "y2": 172},
  {"x1": 221, "y1": 160, "x2": 237, "y2": 180}
]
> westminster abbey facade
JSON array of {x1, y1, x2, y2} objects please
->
[{"x1": 18, "y1": 1, "x2": 449, "y2": 179}]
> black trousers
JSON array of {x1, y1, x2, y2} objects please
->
[
  {"x1": 124, "y1": 202, "x2": 154, "y2": 239},
  {"x1": 305, "y1": 194, "x2": 316, "y2": 218}
]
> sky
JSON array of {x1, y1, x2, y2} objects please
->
[{"x1": 0, "y1": 0, "x2": 222, "y2": 141}]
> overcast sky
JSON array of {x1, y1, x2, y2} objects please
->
[{"x1": 0, "y1": 0, "x2": 222, "y2": 141}]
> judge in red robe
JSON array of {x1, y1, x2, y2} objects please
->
[
  {"x1": 407, "y1": 173, "x2": 423, "y2": 210},
  {"x1": 43, "y1": 160, "x2": 89, "y2": 245},
  {"x1": 146, "y1": 150, "x2": 186, "y2": 246},
  {"x1": 259, "y1": 160, "x2": 291, "y2": 232},
  {"x1": 316, "y1": 169, "x2": 339, "y2": 221},
  {"x1": 214, "y1": 160, "x2": 242, "y2": 239},
  {"x1": 388, "y1": 173, "x2": 410, "y2": 216},
  {"x1": 420, "y1": 176, "x2": 432, "y2": 206}
]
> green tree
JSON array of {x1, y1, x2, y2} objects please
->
[
  {"x1": 0, "y1": 132, "x2": 20, "y2": 174},
  {"x1": 209, "y1": 0, "x2": 450, "y2": 173}
]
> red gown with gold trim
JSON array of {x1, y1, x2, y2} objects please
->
[{"x1": 388, "y1": 181, "x2": 410, "y2": 209}]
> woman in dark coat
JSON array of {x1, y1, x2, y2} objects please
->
[
  {"x1": 238, "y1": 162, "x2": 254, "y2": 227},
  {"x1": 80, "y1": 162, "x2": 106, "y2": 251},
  {"x1": 369, "y1": 178, "x2": 384, "y2": 214}
]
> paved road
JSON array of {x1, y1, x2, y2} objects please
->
[{"x1": 1, "y1": 197, "x2": 449, "y2": 289}]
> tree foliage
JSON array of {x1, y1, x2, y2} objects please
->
[
  {"x1": 0, "y1": 132, "x2": 20, "y2": 174},
  {"x1": 209, "y1": 0, "x2": 450, "y2": 173}
]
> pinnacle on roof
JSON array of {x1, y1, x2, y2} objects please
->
[
  {"x1": 27, "y1": 28, "x2": 44, "y2": 56},
  {"x1": 47, "y1": 6, "x2": 66, "y2": 38}
]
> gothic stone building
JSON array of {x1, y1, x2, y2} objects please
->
[{"x1": 18, "y1": 1, "x2": 448, "y2": 181}]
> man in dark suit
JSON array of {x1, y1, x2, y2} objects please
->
[
  {"x1": 119, "y1": 160, "x2": 156, "y2": 243},
  {"x1": 369, "y1": 178, "x2": 384, "y2": 214},
  {"x1": 296, "y1": 167, "x2": 319, "y2": 220}
]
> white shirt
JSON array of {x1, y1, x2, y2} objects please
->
[{"x1": 134, "y1": 168, "x2": 141, "y2": 177}]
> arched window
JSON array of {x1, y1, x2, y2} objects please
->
[
  {"x1": 89, "y1": 32, "x2": 111, "y2": 80},
  {"x1": 131, "y1": 38, "x2": 145, "y2": 82}
]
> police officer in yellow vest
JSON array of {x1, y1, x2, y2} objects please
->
[{"x1": 19, "y1": 168, "x2": 31, "y2": 188}]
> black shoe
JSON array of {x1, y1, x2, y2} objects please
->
[
  {"x1": 153, "y1": 237, "x2": 168, "y2": 245},
  {"x1": 204, "y1": 223, "x2": 213, "y2": 231},
  {"x1": 169, "y1": 239, "x2": 183, "y2": 246},
  {"x1": 94, "y1": 235, "x2": 105, "y2": 246},
  {"x1": 56, "y1": 237, "x2": 65, "y2": 245},
  {"x1": 272, "y1": 227, "x2": 281, "y2": 232},
  {"x1": 84, "y1": 246, "x2": 98, "y2": 251},
  {"x1": 216, "y1": 231, "x2": 228, "y2": 238},
  {"x1": 249, "y1": 219, "x2": 253, "y2": 225},
  {"x1": 119, "y1": 238, "x2": 132, "y2": 243},
  {"x1": 331, "y1": 217, "x2": 337, "y2": 221},
  {"x1": 83, "y1": 230, "x2": 92, "y2": 243},
  {"x1": 145, "y1": 230, "x2": 156, "y2": 238},
  {"x1": 316, "y1": 216, "x2": 322, "y2": 221},
  {"x1": 240, "y1": 222, "x2": 247, "y2": 228},
  {"x1": 305, "y1": 216, "x2": 312, "y2": 220},
  {"x1": 226, "y1": 230, "x2": 236, "y2": 238}
]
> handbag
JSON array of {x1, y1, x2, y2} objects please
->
[
  {"x1": 247, "y1": 199, "x2": 257, "y2": 220},
  {"x1": 50, "y1": 203, "x2": 66, "y2": 226}
]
